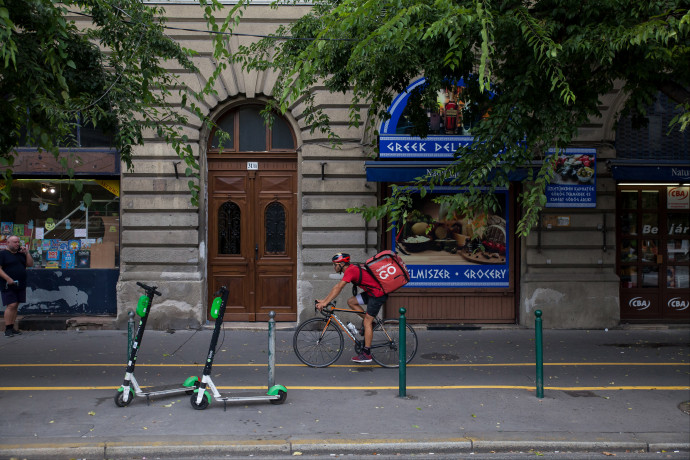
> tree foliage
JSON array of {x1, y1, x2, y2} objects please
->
[
  {"x1": 236, "y1": 0, "x2": 690, "y2": 235},
  {"x1": 0, "y1": 0, "x2": 208, "y2": 204}
]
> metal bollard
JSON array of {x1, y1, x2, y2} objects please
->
[
  {"x1": 127, "y1": 311, "x2": 135, "y2": 359},
  {"x1": 268, "y1": 311, "x2": 275, "y2": 389},
  {"x1": 535, "y1": 310, "x2": 544, "y2": 398},
  {"x1": 399, "y1": 308, "x2": 407, "y2": 398}
]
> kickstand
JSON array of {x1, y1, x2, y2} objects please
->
[
  {"x1": 146, "y1": 395, "x2": 151, "y2": 406},
  {"x1": 223, "y1": 400, "x2": 227, "y2": 412}
]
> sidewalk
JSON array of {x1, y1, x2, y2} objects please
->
[{"x1": 0, "y1": 326, "x2": 688, "y2": 458}]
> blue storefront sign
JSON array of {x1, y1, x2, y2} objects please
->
[
  {"x1": 393, "y1": 187, "x2": 510, "y2": 289},
  {"x1": 545, "y1": 148, "x2": 597, "y2": 208},
  {"x1": 379, "y1": 135, "x2": 475, "y2": 159}
]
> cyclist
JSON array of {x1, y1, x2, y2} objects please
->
[{"x1": 316, "y1": 252, "x2": 387, "y2": 363}]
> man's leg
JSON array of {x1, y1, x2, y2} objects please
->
[
  {"x1": 363, "y1": 295, "x2": 387, "y2": 351},
  {"x1": 346, "y1": 295, "x2": 365, "y2": 313},
  {"x1": 4, "y1": 301, "x2": 18, "y2": 334},
  {"x1": 362, "y1": 313, "x2": 374, "y2": 348}
]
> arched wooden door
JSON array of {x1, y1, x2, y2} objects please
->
[{"x1": 207, "y1": 105, "x2": 297, "y2": 321}]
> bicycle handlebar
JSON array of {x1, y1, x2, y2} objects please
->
[{"x1": 314, "y1": 300, "x2": 336, "y2": 315}]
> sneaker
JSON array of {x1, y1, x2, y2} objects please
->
[
  {"x1": 351, "y1": 351, "x2": 372, "y2": 363},
  {"x1": 4, "y1": 329, "x2": 13, "y2": 338},
  {"x1": 11, "y1": 329, "x2": 21, "y2": 335}
]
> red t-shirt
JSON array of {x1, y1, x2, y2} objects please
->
[{"x1": 342, "y1": 264, "x2": 386, "y2": 298}]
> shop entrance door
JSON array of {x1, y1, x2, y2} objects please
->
[
  {"x1": 208, "y1": 159, "x2": 297, "y2": 321},
  {"x1": 617, "y1": 185, "x2": 690, "y2": 321}
]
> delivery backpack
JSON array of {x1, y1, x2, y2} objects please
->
[{"x1": 352, "y1": 250, "x2": 410, "y2": 296}]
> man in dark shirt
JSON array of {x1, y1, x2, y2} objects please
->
[{"x1": 0, "y1": 235, "x2": 34, "y2": 337}]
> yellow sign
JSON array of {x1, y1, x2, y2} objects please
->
[{"x1": 95, "y1": 180, "x2": 120, "y2": 197}]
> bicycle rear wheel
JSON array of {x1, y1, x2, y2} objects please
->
[
  {"x1": 293, "y1": 317, "x2": 344, "y2": 367},
  {"x1": 370, "y1": 320, "x2": 418, "y2": 368}
]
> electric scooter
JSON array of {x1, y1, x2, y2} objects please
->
[
  {"x1": 114, "y1": 282, "x2": 199, "y2": 406},
  {"x1": 190, "y1": 286, "x2": 287, "y2": 410}
]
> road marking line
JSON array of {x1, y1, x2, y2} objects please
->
[
  {"x1": 1, "y1": 385, "x2": 688, "y2": 391},
  {"x1": 0, "y1": 362, "x2": 687, "y2": 367}
]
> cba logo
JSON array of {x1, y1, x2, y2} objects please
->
[
  {"x1": 629, "y1": 297, "x2": 651, "y2": 310},
  {"x1": 667, "y1": 297, "x2": 689, "y2": 311}
]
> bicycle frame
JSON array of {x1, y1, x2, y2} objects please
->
[{"x1": 319, "y1": 305, "x2": 396, "y2": 349}]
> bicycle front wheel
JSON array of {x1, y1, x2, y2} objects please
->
[
  {"x1": 293, "y1": 317, "x2": 344, "y2": 368},
  {"x1": 370, "y1": 320, "x2": 418, "y2": 368}
]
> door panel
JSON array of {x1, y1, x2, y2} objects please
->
[{"x1": 208, "y1": 161, "x2": 296, "y2": 321}]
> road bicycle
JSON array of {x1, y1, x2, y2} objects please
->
[{"x1": 293, "y1": 301, "x2": 418, "y2": 368}]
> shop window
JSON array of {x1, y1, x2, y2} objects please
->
[
  {"x1": 617, "y1": 185, "x2": 690, "y2": 290},
  {"x1": 615, "y1": 92, "x2": 689, "y2": 160},
  {"x1": 208, "y1": 104, "x2": 295, "y2": 153},
  {"x1": 0, "y1": 179, "x2": 120, "y2": 269},
  {"x1": 19, "y1": 113, "x2": 115, "y2": 149}
]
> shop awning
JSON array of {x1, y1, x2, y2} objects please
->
[
  {"x1": 609, "y1": 160, "x2": 690, "y2": 182},
  {"x1": 365, "y1": 161, "x2": 529, "y2": 182}
]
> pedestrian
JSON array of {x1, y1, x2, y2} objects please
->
[
  {"x1": 1, "y1": 235, "x2": 34, "y2": 337},
  {"x1": 315, "y1": 252, "x2": 388, "y2": 363}
]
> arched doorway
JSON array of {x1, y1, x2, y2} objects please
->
[{"x1": 207, "y1": 104, "x2": 297, "y2": 321}]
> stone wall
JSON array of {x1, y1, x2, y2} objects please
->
[
  {"x1": 101, "y1": 3, "x2": 377, "y2": 327},
  {"x1": 518, "y1": 82, "x2": 627, "y2": 328}
]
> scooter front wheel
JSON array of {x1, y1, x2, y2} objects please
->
[
  {"x1": 190, "y1": 392, "x2": 209, "y2": 410},
  {"x1": 114, "y1": 390, "x2": 133, "y2": 407}
]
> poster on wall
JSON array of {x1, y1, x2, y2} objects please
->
[
  {"x1": 393, "y1": 187, "x2": 509, "y2": 288},
  {"x1": 545, "y1": 148, "x2": 597, "y2": 208}
]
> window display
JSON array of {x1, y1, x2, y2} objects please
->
[
  {"x1": 0, "y1": 179, "x2": 119, "y2": 269},
  {"x1": 393, "y1": 187, "x2": 510, "y2": 288}
]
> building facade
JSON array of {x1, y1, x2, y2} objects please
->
[{"x1": 4, "y1": 2, "x2": 688, "y2": 329}]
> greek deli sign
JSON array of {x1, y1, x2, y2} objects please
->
[{"x1": 379, "y1": 135, "x2": 474, "y2": 158}]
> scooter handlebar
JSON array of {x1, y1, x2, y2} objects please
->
[
  {"x1": 136, "y1": 281, "x2": 162, "y2": 297},
  {"x1": 214, "y1": 286, "x2": 228, "y2": 297}
]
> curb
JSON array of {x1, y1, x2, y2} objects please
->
[{"x1": 2, "y1": 438, "x2": 688, "y2": 458}]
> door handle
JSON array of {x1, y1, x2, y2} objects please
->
[{"x1": 255, "y1": 244, "x2": 259, "y2": 258}]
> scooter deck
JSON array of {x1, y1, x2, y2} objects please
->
[
  {"x1": 216, "y1": 394, "x2": 281, "y2": 403},
  {"x1": 136, "y1": 385, "x2": 195, "y2": 397}
]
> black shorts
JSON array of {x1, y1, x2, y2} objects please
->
[
  {"x1": 358, "y1": 292, "x2": 388, "y2": 317},
  {"x1": 1, "y1": 288, "x2": 26, "y2": 306}
]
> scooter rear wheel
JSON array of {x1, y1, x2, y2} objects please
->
[{"x1": 269, "y1": 389, "x2": 287, "y2": 405}]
